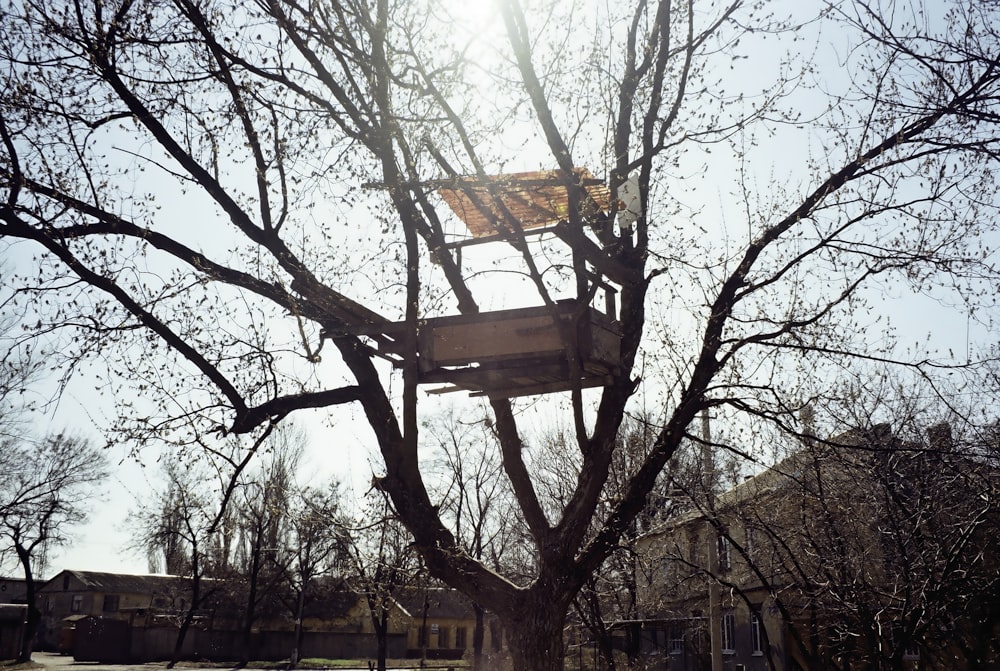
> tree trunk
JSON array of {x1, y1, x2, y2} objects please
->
[
  {"x1": 241, "y1": 534, "x2": 264, "y2": 666},
  {"x1": 472, "y1": 602, "x2": 485, "y2": 671},
  {"x1": 15, "y1": 542, "x2": 37, "y2": 663},
  {"x1": 169, "y1": 567, "x2": 201, "y2": 668},
  {"x1": 374, "y1": 610, "x2": 389, "y2": 671},
  {"x1": 291, "y1": 586, "x2": 306, "y2": 668},
  {"x1": 504, "y1": 604, "x2": 567, "y2": 671}
]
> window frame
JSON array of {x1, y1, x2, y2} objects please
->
[
  {"x1": 750, "y1": 609, "x2": 764, "y2": 655},
  {"x1": 438, "y1": 625, "x2": 449, "y2": 649},
  {"x1": 718, "y1": 533, "x2": 732, "y2": 571},
  {"x1": 667, "y1": 624, "x2": 684, "y2": 655},
  {"x1": 721, "y1": 611, "x2": 736, "y2": 655}
]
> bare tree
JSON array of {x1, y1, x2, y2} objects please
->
[
  {"x1": 2, "y1": 1, "x2": 1000, "y2": 668},
  {"x1": 346, "y1": 495, "x2": 422, "y2": 671},
  {"x1": 281, "y1": 482, "x2": 350, "y2": 668},
  {"x1": 426, "y1": 405, "x2": 519, "y2": 670},
  {"x1": 0, "y1": 296, "x2": 40, "y2": 444},
  {"x1": 232, "y1": 436, "x2": 299, "y2": 665},
  {"x1": 758, "y1": 422, "x2": 1000, "y2": 670},
  {"x1": 569, "y1": 414, "x2": 679, "y2": 671},
  {"x1": 0, "y1": 433, "x2": 107, "y2": 662},
  {"x1": 132, "y1": 460, "x2": 221, "y2": 668}
]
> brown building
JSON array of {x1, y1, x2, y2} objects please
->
[{"x1": 635, "y1": 425, "x2": 1000, "y2": 671}]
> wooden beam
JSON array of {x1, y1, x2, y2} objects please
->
[{"x1": 552, "y1": 222, "x2": 641, "y2": 286}]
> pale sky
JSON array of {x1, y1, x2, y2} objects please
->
[{"x1": 4, "y1": 0, "x2": 998, "y2": 581}]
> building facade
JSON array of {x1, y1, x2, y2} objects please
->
[{"x1": 635, "y1": 425, "x2": 1000, "y2": 671}]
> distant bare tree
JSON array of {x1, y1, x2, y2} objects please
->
[
  {"x1": 650, "y1": 400, "x2": 1000, "y2": 671},
  {"x1": 132, "y1": 459, "x2": 220, "y2": 668},
  {"x1": 0, "y1": 432, "x2": 107, "y2": 662},
  {"x1": 232, "y1": 434, "x2": 299, "y2": 665},
  {"x1": 281, "y1": 483, "x2": 350, "y2": 667},
  {"x1": 346, "y1": 495, "x2": 422, "y2": 671},
  {"x1": 426, "y1": 405, "x2": 518, "y2": 670}
]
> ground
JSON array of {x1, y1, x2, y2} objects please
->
[{"x1": 1, "y1": 653, "x2": 465, "y2": 671}]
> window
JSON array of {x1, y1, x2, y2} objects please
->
[
  {"x1": 718, "y1": 534, "x2": 732, "y2": 570},
  {"x1": 438, "y1": 626, "x2": 449, "y2": 648},
  {"x1": 455, "y1": 627, "x2": 467, "y2": 649},
  {"x1": 418, "y1": 626, "x2": 427, "y2": 647},
  {"x1": 721, "y1": 611, "x2": 736, "y2": 654},
  {"x1": 750, "y1": 609, "x2": 764, "y2": 655},
  {"x1": 667, "y1": 624, "x2": 684, "y2": 655},
  {"x1": 71, "y1": 595, "x2": 83, "y2": 613},
  {"x1": 102, "y1": 594, "x2": 120, "y2": 612},
  {"x1": 490, "y1": 622, "x2": 502, "y2": 651},
  {"x1": 63, "y1": 575, "x2": 70, "y2": 591}
]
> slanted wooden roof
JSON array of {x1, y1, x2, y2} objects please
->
[{"x1": 438, "y1": 168, "x2": 611, "y2": 238}]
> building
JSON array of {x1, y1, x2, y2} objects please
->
[
  {"x1": 0, "y1": 577, "x2": 30, "y2": 606},
  {"x1": 38, "y1": 570, "x2": 510, "y2": 662},
  {"x1": 0, "y1": 603, "x2": 27, "y2": 660},
  {"x1": 635, "y1": 425, "x2": 1000, "y2": 671},
  {"x1": 37, "y1": 570, "x2": 194, "y2": 652},
  {"x1": 396, "y1": 586, "x2": 504, "y2": 660}
]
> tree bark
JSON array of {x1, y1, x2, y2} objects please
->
[
  {"x1": 291, "y1": 586, "x2": 306, "y2": 667},
  {"x1": 503, "y1": 599, "x2": 567, "y2": 671},
  {"x1": 169, "y1": 563, "x2": 201, "y2": 669},
  {"x1": 472, "y1": 602, "x2": 485, "y2": 671},
  {"x1": 375, "y1": 609, "x2": 389, "y2": 671},
  {"x1": 15, "y1": 542, "x2": 37, "y2": 663}
]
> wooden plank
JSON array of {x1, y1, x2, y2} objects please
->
[
  {"x1": 471, "y1": 374, "x2": 614, "y2": 398},
  {"x1": 427, "y1": 312, "x2": 568, "y2": 367}
]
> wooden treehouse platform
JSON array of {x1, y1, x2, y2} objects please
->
[
  {"x1": 325, "y1": 167, "x2": 626, "y2": 398},
  {"x1": 379, "y1": 300, "x2": 622, "y2": 398}
]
